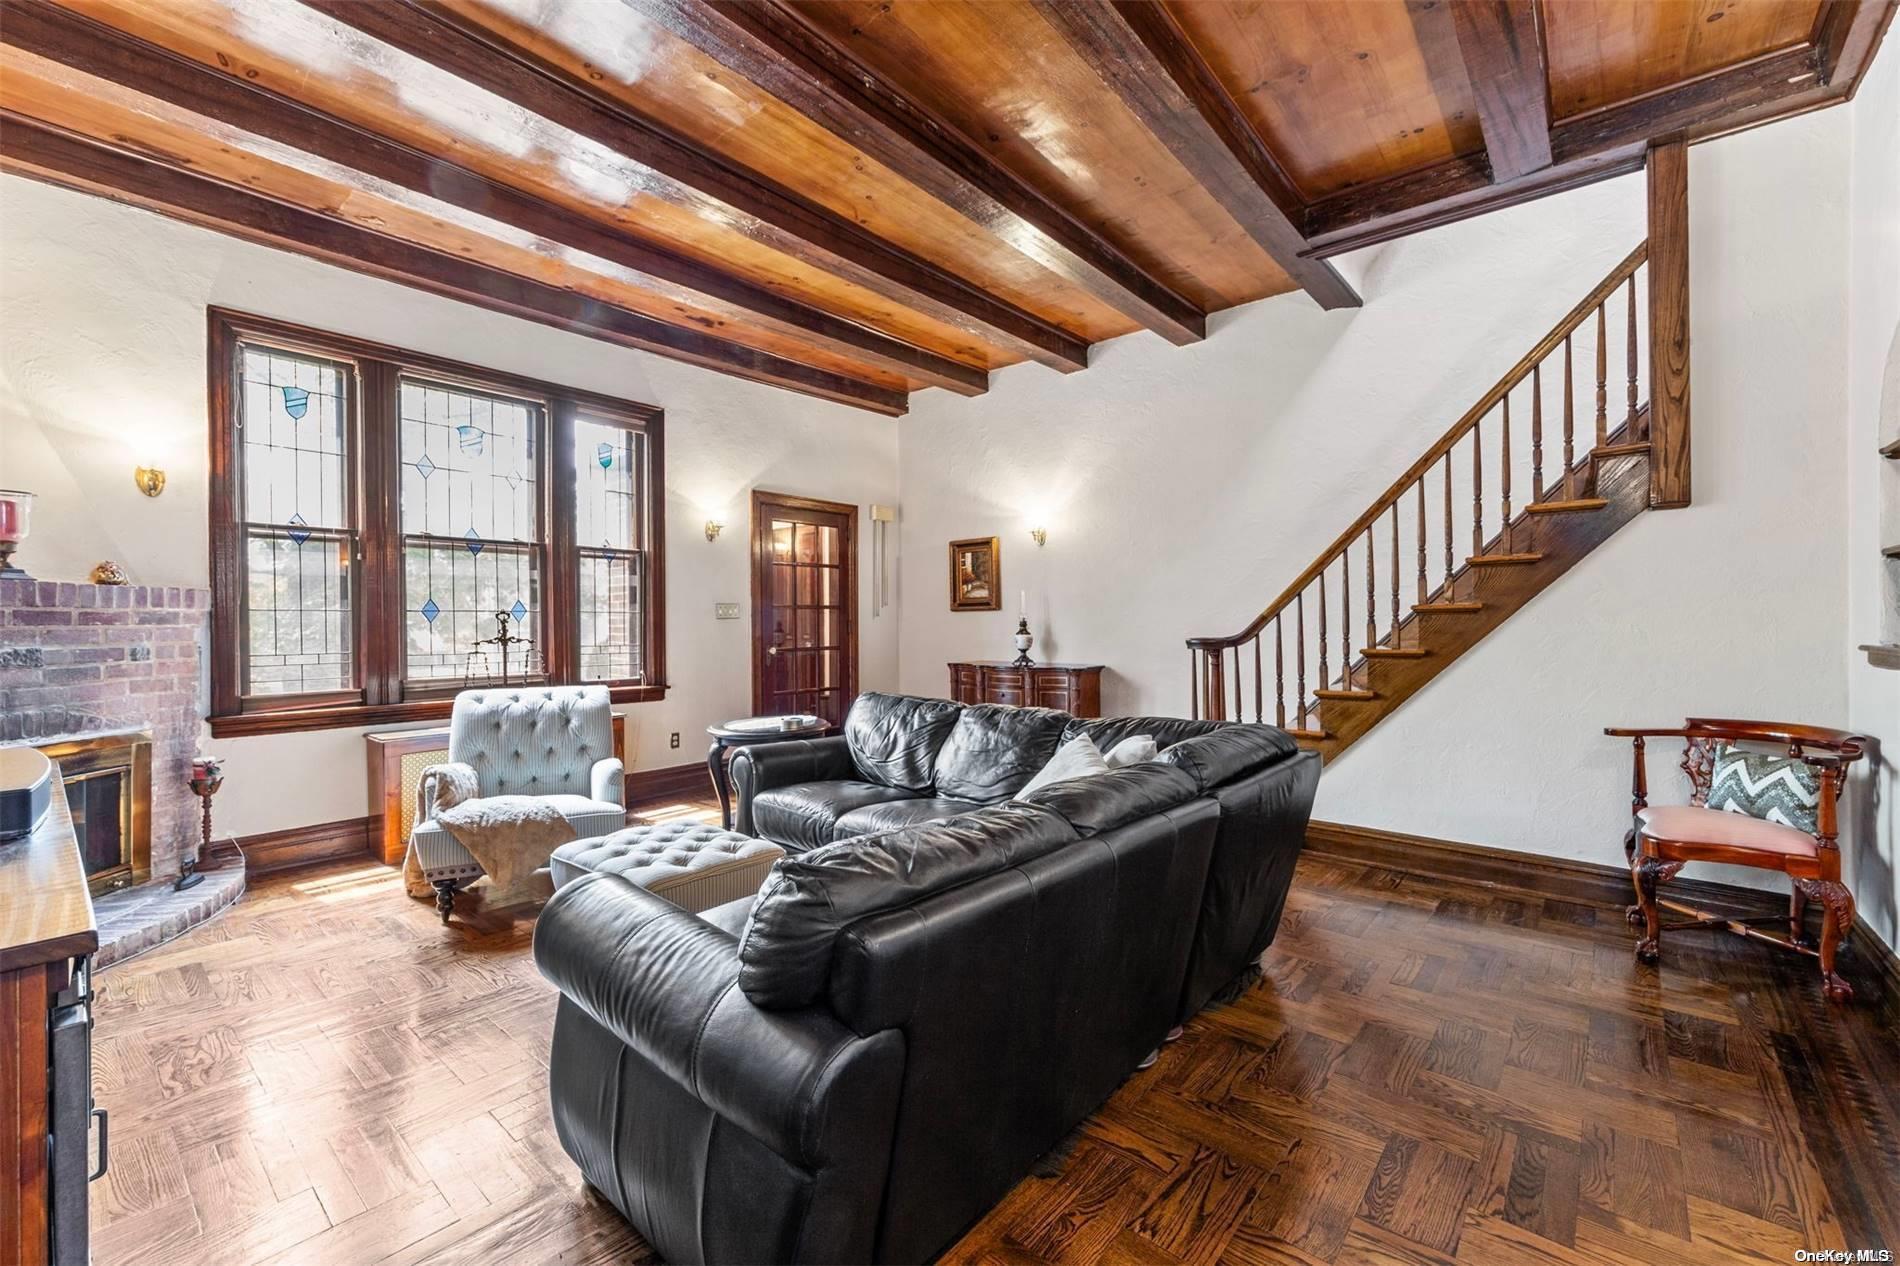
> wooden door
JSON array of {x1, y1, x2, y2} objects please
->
[{"x1": 751, "y1": 491, "x2": 858, "y2": 726}]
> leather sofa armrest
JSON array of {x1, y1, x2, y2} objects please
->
[
  {"x1": 534, "y1": 872, "x2": 899, "y2": 1168},
  {"x1": 590, "y1": 757, "x2": 625, "y2": 806},
  {"x1": 730, "y1": 736, "x2": 857, "y2": 834}
]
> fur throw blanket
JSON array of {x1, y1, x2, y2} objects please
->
[{"x1": 402, "y1": 763, "x2": 575, "y2": 901}]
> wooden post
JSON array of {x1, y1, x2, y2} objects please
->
[{"x1": 1647, "y1": 139, "x2": 1691, "y2": 508}]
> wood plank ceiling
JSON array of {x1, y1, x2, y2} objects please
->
[{"x1": 0, "y1": 0, "x2": 1891, "y2": 416}]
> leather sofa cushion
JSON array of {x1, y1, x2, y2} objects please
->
[
  {"x1": 1064, "y1": 715, "x2": 1227, "y2": 754},
  {"x1": 696, "y1": 894, "x2": 756, "y2": 937},
  {"x1": 834, "y1": 797, "x2": 986, "y2": 838},
  {"x1": 749, "y1": 781, "x2": 918, "y2": 854},
  {"x1": 934, "y1": 704, "x2": 1071, "y2": 802},
  {"x1": 1158, "y1": 726, "x2": 1298, "y2": 791},
  {"x1": 1019, "y1": 764, "x2": 1200, "y2": 836},
  {"x1": 844, "y1": 692, "x2": 963, "y2": 792},
  {"x1": 737, "y1": 803, "x2": 1078, "y2": 1009}
]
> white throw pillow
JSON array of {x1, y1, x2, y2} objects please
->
[
  {"x1": 1014, "y1": 734, "x2": 1111, "y2": 800},
  {"x1": 1104, "y1": 735, "x2": 1158, "y2": 768}
]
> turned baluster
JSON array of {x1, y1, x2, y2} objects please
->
[
  {"x1": 1252, "y1": 635, "x2": 1262, "y2": 724},
  {"x1": 1416, "y1": 479, "x2": 1428, "y2": 606},
  {"x1": 1563, "y1": 334, "x2": 1576, "y2": 496},
  {"x1": 1190, "y1": 648, "x2": 1199, "y2": 720},
  {"x1": 1625, "y1": 274, "x2": 1639, "y2": 436},
  {"x1": 1340, "y1": 550, "x2": 1351, "y2": 688},
  {"x1": 1500, "y1": 392, "x2": 1513, "y2": 528},
  {"x1": 1472, "y1": 421, "x2": 1484, "y2": 558},
  {"x1": 1273, "y1": 616, "x2": 1285, "y2": 728},
  {"x1": 1436, "y1": 450, "x2": 1451, "y2": 585},
  {"x1": 1531, "y1": 364, "x2": 1544, "y2": 499},
  {"x1": 1389, "y1": 503, "x2": 1400, "y2": 641},
  {"x1": 1295, "y1": 593, "x2": 1307, "y2": 728},
  {"x1": 1232, "y1": 644, "x2": 1242, "y2": 722},
  {"x1": 1595, "y1": 302, "x2": 1608, "y2": 448},
  {"x1": 1365, "y1": 524, "x2": 1377, "y2": 655},
  {"x1": 1317, "y1": 571, "x2": 1329, "y2": 698}
]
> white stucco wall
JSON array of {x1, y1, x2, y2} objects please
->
[
  {"x1": 897, "y1": 109, "x2": 1857, "y2": 898},
  {"x1": 0, "y1": 176, "x2": 901, "y2": 838},
  {"x1": 1844, "y1": 41, "x2": 1900, "y2": 952}
]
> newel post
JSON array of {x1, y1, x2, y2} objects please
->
[{"x1": 1647, "y1": 138, "x2": 1691, "y2": 508}]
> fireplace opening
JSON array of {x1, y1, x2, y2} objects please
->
[{"x1": 23, "y1": 726, "x2": 153, "y2": 896}]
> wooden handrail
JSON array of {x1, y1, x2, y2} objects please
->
[{"x1": 1188, "y1": 242, "x2": 1648, "y2": 651}]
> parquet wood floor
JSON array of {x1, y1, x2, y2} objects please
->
[{"x1": 90, "y1": 808, "x2": 1900, "y2": 1264}]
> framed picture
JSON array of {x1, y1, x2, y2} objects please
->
[{"x1": 948, "y1": 536, "x2": 1000, "y2": 611}]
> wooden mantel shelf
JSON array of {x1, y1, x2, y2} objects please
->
[
  {"x1": 1864, "y1": 644, "x2": 1900, "y2": 671},
  {"x1": 1881, "y1": 438, "x2": 1900, "y2": 459}
]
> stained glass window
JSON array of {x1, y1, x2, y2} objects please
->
[
  {"x1": 575, "y1": 416, "x2": 647, "y2": 682},
  {"x1": 399, "y1": 377, "x2": 545, "y2": 683},
  {"x1": 235, "y1": 345, "x2": 355, "y2": 697}
]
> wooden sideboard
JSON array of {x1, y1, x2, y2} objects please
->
[
  {"x1": 366, "y1": 714, "x2": 627, "y2": 866},
  {"x1": 949, "y1": 661, "x2": 1104, "y2": 717}
]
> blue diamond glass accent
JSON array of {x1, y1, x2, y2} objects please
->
[
  {"x1": 510, "y1": 599, "x2": 527, "y2": 622},
  {"x1": 420, "y1": 597, "x2": 440, "y2": 624},
  {"x1": 504, "y1": 470, "x2": 522, "y2": 490},
  {"x1": 286, "y1": 512, "x2": 310, "y2": 546},
  {"x1": 280, "y1": 386, "x2": 309, "y2": 420},
  {"x1": 415, "y1": 454, "x2": 436, "y2": 479},
  {"x1": 463, "y1": 528, "x2": 484, "y2": 556},
  {"x1": 456, "y1": 425, "x2": 485, "y2": 456},
  {"x1": 596, "y1": 442, "x2": 614, "y2": 470}
]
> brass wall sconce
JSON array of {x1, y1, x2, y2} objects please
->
[
  {"x1": 704, "y1": 520, "x2": 724, "y2": 542},
  {"x1": 1029, "y1": 527, "x2": 1047, "y2": 548},
  {"x1": 134, "y1": 466, "x2": 166, "y2": 498}
]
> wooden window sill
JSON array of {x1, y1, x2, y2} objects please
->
[
  {"x1": 207, "y1": 683, "x2": 667, "y2": 737},
  {"x1": 1862, "y1": 644, "x2": 1900, "y2": 672}
]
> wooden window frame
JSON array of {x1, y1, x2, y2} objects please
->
[{"x1": 207, "y1": 309, "x2": 667, "y2": 737}]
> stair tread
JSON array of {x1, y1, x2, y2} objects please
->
[
  {"x1": 1414, "y1": 601, "x2": 1483, "y2": 613},
  {"x1": 1284, "y1": 727, "x2": 1330, "y2": 740},
  {"x1": 1362, "y1": 647, "x2": 1429, "y2": 659},
  {"x1": 1525, "y1": 498, "x2": 1610, "y2": 514},
  {"x1": 1314, "y1": 688, "x2": 1377, "y2": 700},
  {"x1": 1466, "y1": 552, "x2": 1544, "y2": 566},
  {"x1": 1592, "y1": 441, "x2": 1651, "y2": 458}
]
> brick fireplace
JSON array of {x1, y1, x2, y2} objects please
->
[{"x1": 0, "y1": 577, "x2": 207, "y2": 880}]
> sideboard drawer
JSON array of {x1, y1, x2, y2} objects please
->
[{"x1": 979, "y1": 667, "x2": 1028, "y2": 705}]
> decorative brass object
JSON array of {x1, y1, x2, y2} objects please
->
[
  {"x1": 90, "y1": 560, "x2": 129, "y2": 586},
  {"x1": 134, "y1": 466, "x2": 166, "y2": 498},
  {"x1": 705, "y1": 520, "x2": 724, "y2": 541},
  {"x1": 1029, "y1": 527, "x2": 1047, "y2": 548}
]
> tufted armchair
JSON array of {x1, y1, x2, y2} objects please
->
[{"x1": 410, "y1": 686, "x2": 625, "y2": 918}]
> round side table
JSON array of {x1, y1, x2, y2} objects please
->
[{"x1": 706, "y1": 715, "x2": 833, "y2": 830}]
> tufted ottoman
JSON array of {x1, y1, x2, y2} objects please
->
[{"x1": 549, "y1": 822, "x2": 784, "y2": 914}]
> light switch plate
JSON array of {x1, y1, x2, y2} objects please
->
[{"x1": 714, "y1": 603, "x2": 741, "y2": 620}]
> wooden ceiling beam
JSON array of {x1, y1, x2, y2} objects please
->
[
  {"x1": 0, "y1": 2, "x2": 986, "y2": 398},
  {"x1": 1447, "y1": 0, "x2": 1554, "y2": 182},
  {"x1": 1302, "y1": 7, "x2": 1893, "y2": 259},
  {"x1": 618, "y1": 0, "x2": 1206, "y2": 345},
  {"x1": 299, "y1": 0, "x2": 1090, "y2": 374},
  {"x1": 0, "y1": 114, "x2": 908, "y2": 415},
  {"x1": 1031, "y1": 0, "x2": 1361, "y2": 312}
]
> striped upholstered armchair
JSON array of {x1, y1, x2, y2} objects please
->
[{"x1": 410, "y1": 686, "x2": 625, "y2": 917}]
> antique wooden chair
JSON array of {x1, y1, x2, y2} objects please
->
[{"x1": 1604, "y1": 719, "x2": 1871, "y2": 1001}]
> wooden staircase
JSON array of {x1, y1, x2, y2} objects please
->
[{"x1": 1188, "y1": 244, "x2": 1662, "y2": 761}]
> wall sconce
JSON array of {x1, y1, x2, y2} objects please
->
[
  {"x1": 134, "y1": 466, "x2": 166, "y2": 498},
  {"x1": 1029, "y1": 527, "x2": 1047, "y2": 548},
  {"x1": 704, "y1": 520, "x2": 724, "y2": 542}
]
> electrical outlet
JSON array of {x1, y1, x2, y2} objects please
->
[
  {"x1": 714, "y1": 602, "x2": 741, "y2": 620},
  {"x1": 669, "y1": 731, "x2": 680, "y2": 749}
]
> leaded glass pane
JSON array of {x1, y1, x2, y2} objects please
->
[
  {"x1": 242, "y1": 528, "x2": 353, "y2": 695},
  {"x1": 398, "y1": 377, "x2": 539, "y2": 542},
  {"x1": 404, "y1": 541, "x2": 543, "y2": 682},
  {"x1": 579, "y1": 550, "x2": 641, "y2": 682},
  {"x1": 574, "y1": 418, "x2": 639, "y2": 551},
  {"x1": 236, "y1": 345, "x2": 355, "y2": 697}
]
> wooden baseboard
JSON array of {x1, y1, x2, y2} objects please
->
[
  {"x1": 1305, "y1": 818, "x2": 1900, "y2": 1004},
  {"x1": 626, "y1": 761, "x2": 711, "y2": 807},
  {"x1": 236, "y1": 816, "x2": 376, "y2": 875}
]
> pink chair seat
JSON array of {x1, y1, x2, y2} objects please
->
[{"x1": 1637, "y1": 805, "x2": 1817, "y2": 857}]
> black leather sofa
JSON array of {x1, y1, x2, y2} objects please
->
[{"x1": 533, "y1": 693, "x2": 1318, "y2": 1264}]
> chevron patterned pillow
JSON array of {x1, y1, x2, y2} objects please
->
[{"x1": 1706, "y1": 744, "x2": 1820, "y2": 835}]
